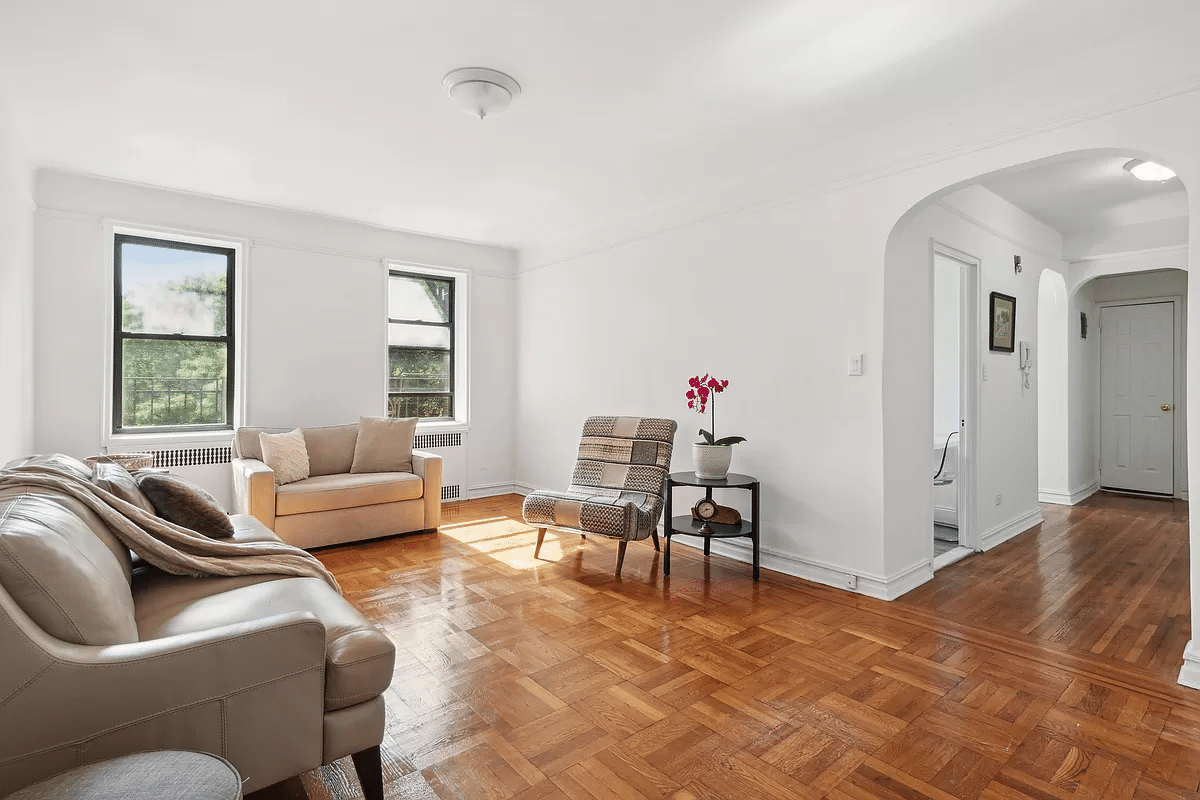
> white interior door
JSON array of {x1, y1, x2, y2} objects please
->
[{"x1": 1099, "y1": 302, "x2": 1174, "y2": 494}]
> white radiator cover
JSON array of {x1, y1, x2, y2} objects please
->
[{"x1": 415, "y1": 431, "x2": 466, "y2": 503}]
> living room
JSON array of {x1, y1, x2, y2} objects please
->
[{"x1": 3, "y1": 2, "x2": 1200, "y2": 798}]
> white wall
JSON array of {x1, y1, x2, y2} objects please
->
[
  {"x1": 932, "y1": 256, "x2": 961, "y2": 441},
  {"x1": 518, "y1": 190, "x2": 889, "y2": 591},
  {"x1": 1068, "y1": 281, "x2": 1097, "y2": 495},
  {"x1": 1038, "y1": 270, "x2": 1070, "y2": 500},
  {"x1": 885, "y1": 187, "x2": 1066, "y2": 581},
  {"x1": 1065, "y1": 216, "x2": 1188, "y2": 262},
  {"x1": 516, "y1": 90, "x2": 1200, "y2": 608},
  {"x1": 0, "y1": 96, "x2": 34, "y2": 463},
  {"x1": 33, "y1": 171, "x2": 518, "y2": 503}
]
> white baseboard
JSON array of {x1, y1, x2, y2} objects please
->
[
  {"x1": 1178, "y1": 641, "x2": 1200, "y2": 689},
  {"x1": 678, "y1": 537, "x2": 934, "y2": 601},
  {"x1": 511, "y1": 482, "x2": 536, "y2": 496},
  {"x1": 466, "y1": 482, "x2": 525, "y2": 500},
  {"x1": 1038, "y1": 482, "x2": 1099, "y2": 506},
  {"x1": 980, "y1": 509, "x2": 1044, "y2": 551}
]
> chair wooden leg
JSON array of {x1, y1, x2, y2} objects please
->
[
  {"x1": 351, "y1": 745, "x2": 384, "y2": 800},
  {"x1": 534, "y1": 527, "x2": 548, "y2": 559},
  {"x1": 615, "y1": 540, "x2": 629, "y2": 576},
  {"x1": 651, "y1": 528, "x2": 660, "y2": 552}
]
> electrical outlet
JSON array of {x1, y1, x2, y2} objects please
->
[
  {"x1": 845, "y1": 574, "x2": 858, "y2": 590},
  {"x1": 994, "y1": 493, "x2": 1002, "y2": 506}
]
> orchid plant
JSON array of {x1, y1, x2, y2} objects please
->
[{"x1": 685, "y1": 374, "x2": 746, "y2": 446}]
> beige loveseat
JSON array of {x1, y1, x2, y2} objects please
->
[
  {"x1": 231, "y1": 423, "x2": 442, "y2": 550},
  {"x1": 0, "y1": 454, "x2": 394, "y2": 798}
]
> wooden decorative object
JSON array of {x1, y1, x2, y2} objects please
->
[{"x1": 692, "y1": 499, "x2": 742, "y2": 526}]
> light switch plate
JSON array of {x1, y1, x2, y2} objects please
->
[{"x1": 848, "y1": 355, "x2": 863, "y2": 376}]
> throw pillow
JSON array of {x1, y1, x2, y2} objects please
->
[
  {"x1": 259, "y1": 428, "x2": 311, "y2": 486},
  {"x1": 91, "y1": 460, "x2": 158, "y2": 516},
  {"x1": 349, "y1": 416, "x2": 418, "y2": 474},
  {"x1": 135, "y1": 472, "x2": 236, "y2": 539}
]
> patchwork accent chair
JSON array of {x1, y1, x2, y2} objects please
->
[{"x1": 523, "y1": 416, "x2": 677, "y2": 576}]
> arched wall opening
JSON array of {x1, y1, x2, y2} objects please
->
[{"x1": 881, "y1": 149, "x2": 1190, "y2": 676}]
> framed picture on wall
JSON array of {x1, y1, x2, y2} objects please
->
[{"x1": 989, "y1": 292, "x2": 1016, "y2": 352}]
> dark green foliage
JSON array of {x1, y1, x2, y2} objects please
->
[
  {"x1": 388, "y1": 346, "x2": 450, "y2": 419},
  {"x1": 698, "y1": 428, "x2": 746, "y2": 446},
  {"x1": 120, "y1": 275, "x2": 228, "y2": 428}
]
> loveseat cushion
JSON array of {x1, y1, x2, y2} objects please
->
[
  {"x1": 134, "y1": 575, "x2": 395, "y2": 712},
  {"x1": 0, "y1": 488, "x2": 138, "y2": 645},
  {"x1": 232, "y1": 427, "x2": 289, "y2": 461},
  {"x1": 299, "y1": 424, "x2": 360, "y2": 477},
  {"x1": 275, "y1": 472, "x2": 423, "y2": 517}
]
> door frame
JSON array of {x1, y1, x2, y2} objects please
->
[
  {"x1": 932, "y1": 242, "x2": 980, "y2": 552},
  {"x1": 1095, "y1": 294, "x2": 1186, "y2": 499}
]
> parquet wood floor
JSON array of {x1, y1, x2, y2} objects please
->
[{"x1": 248, "y1": 492, "x2": 1197, "y2": 800}]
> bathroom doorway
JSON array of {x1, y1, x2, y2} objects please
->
[{"x1": 932, "y1": 247, "x2": 977, "y2": 568}]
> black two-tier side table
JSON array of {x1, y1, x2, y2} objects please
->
[{"x1": 664, "y1": 471, "x2": 760, "y2": 581}]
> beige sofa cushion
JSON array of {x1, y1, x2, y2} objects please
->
[
  {"x1": 300, "y1": 424, "x2": 360, "y2": 477},
  {"x1": 233, "y1": 426, "x2": 289, "y2": 461},
  {"x1": 259, "y1": 429, "x2": 310, "y2": 485},
  {"x1": 349, "y1": 416, "x2": 417, "y2": 474},
  {"x1": 0, "y1": 488, "x2": 138, "y2": 645},
  {"x1": 135, "y1": 576, "x2": 395, "y2": 712},
  {"x1": 275, "y1": 473, "x2": 423, "y2": 517}
]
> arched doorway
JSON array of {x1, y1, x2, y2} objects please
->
[{"x1": 882, "y1": 147, "x2": 1192, "y2": 681}]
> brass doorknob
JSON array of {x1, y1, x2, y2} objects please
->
[{"x1": 1162, "y1": 404, "x2": 1172, "y2": 412}]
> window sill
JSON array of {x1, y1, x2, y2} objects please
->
[
  {"x1": 416, "y1": 420, "x2": 469, "y2": 434},
  {"x1": 104, "y1": 429, "x2": 235, "y2": 450}
]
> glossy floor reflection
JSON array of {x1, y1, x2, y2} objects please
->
[{"x1": 249, "y1": 492, "x2": 1197, "y2": 800}]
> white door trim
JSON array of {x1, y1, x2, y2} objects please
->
[
  {"x1": 1095, "y1": 295, "x2": 1185, "y2": 498},
  {"x1": 933, "y1": 242, "x2": 980, "y2": 553}
]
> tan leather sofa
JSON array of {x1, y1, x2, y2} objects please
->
[
  {"x1": 0, "y1": 455, "x2": 395, "y2": 799},
  {"x1": 231, "y1": 424, "x2": 442, "y2": 549}
]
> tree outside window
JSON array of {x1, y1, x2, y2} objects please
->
[
  {"x1": 113, "y1": 234, "x2": 235, "y2": 433},
  {"x1": 388, "y1": 271, "x2": 453, "y2": 420}
]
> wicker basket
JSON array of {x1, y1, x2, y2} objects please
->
[{"x1": 86, "y1": 453, "x2": 155, "y2": 471}]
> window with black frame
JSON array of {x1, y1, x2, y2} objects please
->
[
  {"x1": 387, "y1": 270, "x2": 454, "y2": 420},
  {"x1": 113, "y1": 233, "x2": 235, "y2": 433}
]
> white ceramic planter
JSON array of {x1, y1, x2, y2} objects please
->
[{"x1": 693, "y1": 443, "x2": 734, "y2": 480}]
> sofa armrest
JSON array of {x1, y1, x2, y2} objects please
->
[
  {"x1": 412, "y1": 450, "x2": 442, "y2": 530},
  {"x1": 0, "y1": 607, "x2": 327, "y2": 788},
  {"x1": 231, "y1": 456, "x2": 276, "y2": 530}
]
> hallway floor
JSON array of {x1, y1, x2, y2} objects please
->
[{"x1": 903, "y1": 492, "x2": 1190, "y2": 678}]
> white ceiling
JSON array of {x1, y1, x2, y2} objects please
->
[
  {"x1": 978, "y1": 153, "x2": 1189, "y2": 235},
  {"x1": 2, "y1": 0, "x2": 1198, "y2": 251}
]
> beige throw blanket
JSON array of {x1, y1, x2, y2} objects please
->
[{"x1": 0, "y1": 466, "x2": 340, "y2": 593}]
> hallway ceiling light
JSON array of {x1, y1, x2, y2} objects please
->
[
  {"x1": 442, "y1": 68, "x2": 521, "y2": 119},
  {"x1": 1124, "y1": 159, "x2": 1176, "y2": 182}
]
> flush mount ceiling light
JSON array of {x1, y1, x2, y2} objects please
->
[
  {"x1": 442, "y1": 67, "x2": 521, "y2": 119},
  {"x1": 1124, "y1": 159, "x2": 1177, "y2": 182}
]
